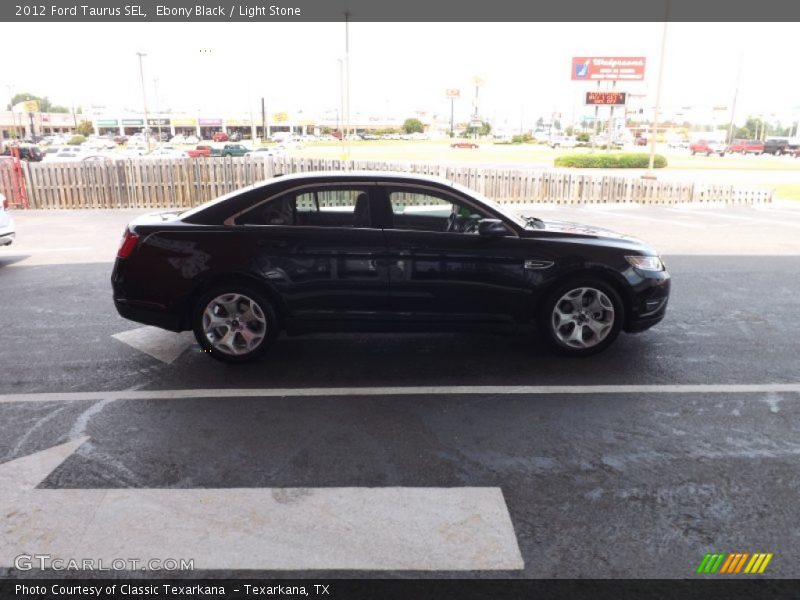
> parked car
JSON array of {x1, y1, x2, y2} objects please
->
[
  {"x1": 43, "y1": 146, "x2": 88, "y2": 161},
  {"x1": 212, "y1": 132, "x2": 229, "y2": 142},
  {"x1": 186, "y1": 145, "x2": 212, "y2": 158},
  {"x1": 689, "y1": 140, "x2": 726, "y2": 156},
  {"x1": 113, "y1": 135, "x2": 129, "y2": 144},
  {"x1": 244, "y1": 147, "x2": 285, "y2": 158},
  {"x1": 169, "y1": 135, "x2": 187, "y2": 144},
  {"x1": 146, "y1": 147, "x2": 189, "y2": 159},
  {"x1": 184, "y1": 135, "x2": 200, "y2": 145},
  {"x1": 762, "y1": 139, "x2": 790, "y2": 155},
  {"x1": 209, "y1": 143, "x2": 249, "y2": 157},
  {"x1": 727, "y1": 139, "x2": 764, "y2": 154},
  {"x1": 634, "y1": 137, "x2": 648, "y2": 146},
  {"x1": 1, "y1": 144, "x2": 44, "y2": 162},
  {"x1": 451, "y1": 141, "x2": 479, "y2": 149},
  {"x1": 0, "y1": 192, "x2": 15, "y2": 247},
  {"x1": 549, "y1": 135, "x2": 577, "y2": 149},
  {"x1": 111, "y1": 171, "x2": 671, "y2": 363}
]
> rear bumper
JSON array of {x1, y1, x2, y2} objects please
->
[
  {"x1": 0, "y1": 230, "x2": 15, "y2": 246},
  {"x1": 113, "y1": 297, "x2": 184, "y2": 332}
]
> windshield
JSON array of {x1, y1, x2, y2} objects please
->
[{"x1": 451, "y1": 181, "x2": 528, "y2": 229}]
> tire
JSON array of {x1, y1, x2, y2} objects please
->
[
  {"x1": 192, "y1": 284, "x2": 278, "y2": 364},
  {"x1": 540, "y1": 277, "x2": 624, "y2": 357}
]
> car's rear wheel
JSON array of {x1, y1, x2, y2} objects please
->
[
  {"x1": 541, "y1": 278, "x2": 624, "y2": 356},
  {"x1": 192, "y1": 285, "x2": 278, "y2": 363}
]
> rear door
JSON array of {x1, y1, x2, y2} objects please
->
[{"x1": 237, "y1": 183, "x2": 390, "y2": 320}]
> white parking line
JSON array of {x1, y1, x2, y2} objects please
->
[
  {"x1": 1, "y1": 384, "x2": 799, "y2": 404},
  {"x1": 0, "y1": 438, "x2": 523, "y2": 571}
]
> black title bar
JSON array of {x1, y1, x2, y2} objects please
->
[{"x1": 3, "y1": 0, "x2": 800, "y2": 22}]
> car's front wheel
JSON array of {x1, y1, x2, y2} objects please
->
[
  {"x1": 541, "y1": 279, "x2": 624, "y2": 356},
  {"x1": 192, "y1": 285, "x2": 278, "y2": 363}
]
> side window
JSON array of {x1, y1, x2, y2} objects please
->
[
  {"x1": 237, "y1": 187, "x2": 372, "y2": 228},
  {"x1": 388, "y1": 189, "x2": 489, "y2": 234}
]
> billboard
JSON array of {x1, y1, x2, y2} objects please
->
[
  {"x1": 572, "y1": 57, "x2": 646, "y2": 81},
  {"x1": 585, "y1": 92, "x2": 627, "y2": 106}
]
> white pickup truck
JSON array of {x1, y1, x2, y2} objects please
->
[
  {"x1": 549, "y1": 135, "x2": 578, "y2": 149},
  {"x1": 0, "y1": 192, "x2": 15, "y2": 247}
]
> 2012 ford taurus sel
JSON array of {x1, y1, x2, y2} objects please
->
[{"x1": 111, "y1": 172, "x2": 670, "y2": 363}]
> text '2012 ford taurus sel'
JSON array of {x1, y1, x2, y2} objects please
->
[{"x1": 112, "y1": 172, "x2": 670, "y2": 363}]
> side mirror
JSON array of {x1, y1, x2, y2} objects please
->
[{"x1": 478, "y1": 218, "x2": 509, "y2": 237}]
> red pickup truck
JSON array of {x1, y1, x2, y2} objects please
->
[
  {"x1": 727, "y1": 139, "x2": 764, "y2": 154},
  {"x1": 689, "y1": 140, "x2": 726, "y2": 156},
  {"x1": 186, "y1": 145, "x2": 212, "y2": 158}
]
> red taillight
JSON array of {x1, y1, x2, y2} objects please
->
[
  {"x1": 1, "y1": 195, "x2": 7, "y2": 211},
  {"x1": 117, "y1": 229, "x2": 140, "y2": 258}
]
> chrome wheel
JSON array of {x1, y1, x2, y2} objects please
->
[
  {"x1": 551, "y1": 287, "x2": 615, "y2": 349},
  {"x1": 202, "y1": 293, "x2": 267, "y2": 356}
]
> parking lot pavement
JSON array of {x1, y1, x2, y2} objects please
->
[{"x1": 0, "y1": 205, "x2": 798, "y2": 578}]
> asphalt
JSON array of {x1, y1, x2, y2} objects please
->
[{"x1": 0, "y1": 205, "x2": 799, "y2": 579}]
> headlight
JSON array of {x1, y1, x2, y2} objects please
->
[{"x1": 625, "y1": 255, "x2": 665, "y2": 272}]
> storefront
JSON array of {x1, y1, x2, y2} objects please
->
[
  {"x1": 198, "y1": 118, "x2": 222, "y2": 140},
  {"x1": 96, "y1": 119, "x2": 119, "y2": 136},
  {"x1": 121, "y1": 118, "x2": 145, "y2": 135},
  {"x1": 224, "y1": 118, "x2": 254, "y2": 140},
  {"x1": 147, "y1": 118, "x2": 171, "y2": 141},
  {"x1": 172, "y1": 117, "x2": 198, "y2": 137}
]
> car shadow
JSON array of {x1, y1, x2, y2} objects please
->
[{"x1": 0, "y1": 254, "x2": 31, "y2": 268}]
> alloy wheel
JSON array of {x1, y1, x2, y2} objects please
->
[
  {"x1": 551, "y1": 287, "x2": 615, "y2": 349},
  {"x1": 202, "y1": 293, "x2": 267, "y2": 356}
]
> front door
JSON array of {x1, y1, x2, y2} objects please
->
[{"x1": 380, "y1": 185, "x2": 533, "y2": 324}]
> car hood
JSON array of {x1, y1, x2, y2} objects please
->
[{"x1": 523, "y1": 218, "x2": 655, "y2": 252}]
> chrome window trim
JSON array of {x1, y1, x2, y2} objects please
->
[
  {"x1": 379, "y1": 181, "x2": 520, "y2": 238},
  {"x1": 223, "y1": 181, "x2": 378, "y2": 226}
]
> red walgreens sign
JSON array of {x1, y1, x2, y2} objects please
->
[{"x1": 572, "y1": 57, "x2": 646, "y2": 81}]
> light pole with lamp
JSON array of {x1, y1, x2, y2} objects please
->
[{"x1": 136, "y1": 51, "x2": 151, "y2": 152}]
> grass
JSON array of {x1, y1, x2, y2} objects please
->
[{"x1": 773, "y1": 184, "x2": 800, "y2": 201}]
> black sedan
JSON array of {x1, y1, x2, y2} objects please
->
[{"x1": 112, "y1": 172, "x2": 670, "y2": 363}]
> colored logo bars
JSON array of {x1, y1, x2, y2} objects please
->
[{"x1": 696, "y1": 553, "x2": 773, "y2": 574}]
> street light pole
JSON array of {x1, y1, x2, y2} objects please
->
[
  {"x1": 343, "y1": 11, "x2": 351, "y2": 163},
  {"x1": 136, "y1": 51, "x2": 151, "y2": 152},
  {"x1": 644, "y1": 0, "x2": 670, "y2": 179}
]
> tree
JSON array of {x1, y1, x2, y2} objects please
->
[
  {"x1": 402, "y1": 118, "x2": 424, "y2": 134},
  {"x1": 7, "y1": 92, "x2": 70, "y2": 112},
  {"x1": 75, "y1": 120, "x2": 94, "y2": 137}
]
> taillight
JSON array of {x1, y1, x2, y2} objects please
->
[
  {"x1": 1, "y1": 194, "x2": 7, "y2": 211},
  {"x1": 117, "y1": 229, "x2": 140, "y2": 258}
]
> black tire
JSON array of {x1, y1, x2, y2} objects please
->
[
  {"x1": 192, "y1": 284, "x2": 278, "y2": 364},
  {"x1": 540, "y1": 277, "x2": 625, "y2": 357}
]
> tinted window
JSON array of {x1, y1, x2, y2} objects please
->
[
  {"x1": 237, "y1": 186, "x2": 372, "y2": 228},
  {"x1": 388, "y1": 188, "x2": 490, "y2": 234}
]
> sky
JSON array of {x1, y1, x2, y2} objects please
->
[{"x1": 3, "y1": 22, "x2": 799, "y2": 130}]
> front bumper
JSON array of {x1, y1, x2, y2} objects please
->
[
  {"x1": 623, "y1": 271, "x2": 671, "y2": 333},
  {"x1": 0, "y1": 231, "x2": 15, "y2": 246}
]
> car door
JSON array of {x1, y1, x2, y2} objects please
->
[
  {"x1": 379, "y1": 184, "x2": 536, "y2": 324},
  {"x1": 238, "y1": 182, "x2": 389, "y2": 321}
]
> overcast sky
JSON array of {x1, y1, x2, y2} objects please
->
[{"x1": 4, "y1": 22, "x2": 799, "y2": 128}]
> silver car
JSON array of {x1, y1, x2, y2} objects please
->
[{"x1": 0, "y1": 193, "x2": 15, "y2": 246}]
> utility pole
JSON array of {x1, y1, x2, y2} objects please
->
[
  {"x1": 153, "y1": 77, "x2": 162, "y2": 145},
  {"x1": 344, "y1": 11, "x2": 351, "y2": 162},
  {"x1": 727, "y1": 51, "x2": 743, "y2": 144},
  {"x1": 136, "y1": 51, "x2": 151, "y2": 152},
  {"x1": 644, "y1": 0, "x2": 670, "y2": 179},
  {"x1": 261, "y1": 97, "x2": 267, "y2": 140}
]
